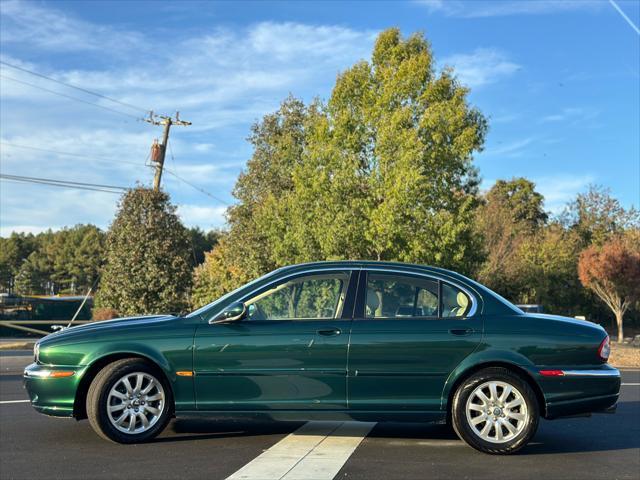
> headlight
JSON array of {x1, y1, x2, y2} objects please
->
[{"x1": 33, "y1": 342, "x2": 40, "y2": 363}]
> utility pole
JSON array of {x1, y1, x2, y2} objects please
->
[{"x1": 145, "y1": 111, "x2": 191, "y2": 191}]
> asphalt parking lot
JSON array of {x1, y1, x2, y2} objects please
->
[{"x1": 1, "y1": 352, "x2": 638, "y2": 480}]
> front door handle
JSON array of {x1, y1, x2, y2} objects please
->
[
  {"x1": 316, "y1": 328, "x2": 341, "y2": 336},
  {"x1": 449, "y1": 328, "x2": 474, "y2": 336}
]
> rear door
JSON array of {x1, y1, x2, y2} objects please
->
[
  {"x1": 348, "y1": 270, "x2": 483, "y2": 412},
  {"x1": 193, "y1": 270, "x2": 357, "y2": 410}
]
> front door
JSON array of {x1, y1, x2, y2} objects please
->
[
  {"x1": 348, "y1": 270, "x2": 483, "y2": 412},
  {"x1": 193, "y1": 270, "x2": 356, "y2": 410}
]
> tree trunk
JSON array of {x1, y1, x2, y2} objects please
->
[{"x1": 615, "y1": 310, "x2": 624, "y2": 343}]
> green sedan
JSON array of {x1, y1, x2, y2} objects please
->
[{"x1": 24, "y1": 261, "x2": 620, "y2": 454}]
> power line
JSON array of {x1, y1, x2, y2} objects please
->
[
  {"x1": 0, "y1": 59, "x2": 153, "y2": 114},
  {"x1": 0, "y1": 74, "x2": 141, "y2": 120},
  {"x1": 0, "y1": 173, "x2": 127, "y2": 194},
  {"x1": 0, "y1": 141, "x2": 229, "y2": 205},
  {"x1": 163, "y1": 167, "x2": 229, "y2": 205},
  {"x1": 161, "y1": 137, "x2": 228, "y2": 205},
  {"x1": 1, "y1": 174, "x2": 127, "y2": 190},
  {"x1": 1, "y1": 177, "x2": 121, "y2": 194},
  {"x1": 0, "y1": 141, "x2": 145, "y2": 168}
]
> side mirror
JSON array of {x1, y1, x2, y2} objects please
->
[{"x1": 212, "y1": 302, "x2": 247, "y2": 324}]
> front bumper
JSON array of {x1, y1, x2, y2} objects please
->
[
  {"x1": 537, "y1": 365, "x2": 621, "y2": 419},
  {"x1": 23, "y1": 363, "x2": 85, "y2": 417}
]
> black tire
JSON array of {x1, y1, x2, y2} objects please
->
[
  {"x1": 451, "y1": 367, "x2": 539, "y2": 454},
  {"x1": 86, "y1": 358, "x2": 172, "y2": 444}
]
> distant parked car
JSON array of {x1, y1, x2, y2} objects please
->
[{"x1": 24, "y1": 261, "x2": 619, "y2": 454}]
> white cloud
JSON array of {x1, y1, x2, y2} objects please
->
[
  {"x1": 441, "y1": 48, "x2": 521, "y2": 88},
  {"x1": 0, "y1": 0, "x2": 145, "y2": 54},
  {"x1": 0, "y1": 225, "x2": 56, "y2": 236},
  {"x1": 539, "y1": 107, "x2": 599, "y2": 124},
  {"x1": 418, "y1": 0, "x2": 604, "y2": 18},
  {"x1": 482, "y1": 138, "x2": 534, "y2": 157},
  {"x1": 491, "y1": 112, "x2": 521, "y2": 124},
  {"x1": 0, "y1": 2, "x2": 378, "y2": 235},
  {"x1": 177, "y1": 204, "x2": 227, "y2": 228},
  {"x1": 0, "y1": 185, "x2": 121, "y2": 232},
  {"x1": 534, "y1": 174, "x2": 595, "y2": 213}
]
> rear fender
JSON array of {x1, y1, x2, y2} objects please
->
[{"x1": 441, "y1": 349, "x2": 541, "y2": 411}]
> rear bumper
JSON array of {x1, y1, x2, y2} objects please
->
[
  {"x1": 23, "y1": 363, "x2": 84, "y2": 418},
  {"x1": 546, "y1": 393, "x2": 619, "y2": 419},
  {"x1": 537, "y1": 365, "x2": 621, "y2": 419}
]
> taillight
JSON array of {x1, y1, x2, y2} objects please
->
[{"x1": 598, "y1": 335, "x2": 610, "y2": 362}]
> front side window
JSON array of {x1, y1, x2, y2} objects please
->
[
  {"x1": 245, "y1": 273, "x2": 350, "y2": 321},
  {"x1": 365, "y1": 274, "x2": 439, "y2": 318}
]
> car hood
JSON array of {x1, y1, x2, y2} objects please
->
[
  {"x1": 525, "y1": 313, "x2": 606, "y2": 334},
  {"x1": 40, "y1": 315, "x2": 178, "y2": 344}
]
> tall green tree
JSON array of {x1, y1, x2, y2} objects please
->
[
  {"x1": 1, "y1": 226, "x2": 104, "y2": 295},
  {"x1": 41, "y1": 225, "x2": 105, "y2": 294},
  {"x1": 516, "y1": 223, "x2": 584, "y2": 314},
  {"x1": 281, "y1": 29, "x2": 486, "y2": 269},
  {"x1": 14, "y1": 251, "x2": 50, "y2": 295},
  {"x1": 0, "y1": 232, "x2": 39, "y2": 292},
  {"x1": 192, "y1": 95, "x2": 312, "y2": 307},
  {"x1": 485, "y1": 178, "x2": 547, "y2": 233},
  {"x1": 96, "y1": 188, "x2": 192, "y2": 316},
  {"x1": 476, "y1": 178, "x2": 547, "y2": 300},
  {"x1": 193, "y1": 28, "x2": 488, "y2": 307},
  {"x1": 187, "y1": 227, "x2": 222, "y2": 267},
  {"x1": 562, "y1": 185, "x2": 640, "y2": 246}
]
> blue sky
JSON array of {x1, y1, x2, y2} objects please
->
[{"x1": 0, "y1": 0, "x2": 638, "y2": 236}]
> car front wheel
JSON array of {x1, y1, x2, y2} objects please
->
[
  {"x1": 451, "y1": 367, "x2": 539, "y2": 454},
  {"x1": 86, "y1": 358, "x2": 172, "y2": 443}
]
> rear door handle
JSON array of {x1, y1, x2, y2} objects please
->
[
  {"x1": 317, "y1": 328, "x2": 341, "y2": 336},
  {"x1": 449, "y1": 328, "x2": 474, "y2": 336}
]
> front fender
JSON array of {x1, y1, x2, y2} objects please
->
[
  {"x1": 82, "y1": 343, "x2": 175, "y2": 380},
  {"x1": 78, "y1": 341, "x2": 195, "y2": 412}
]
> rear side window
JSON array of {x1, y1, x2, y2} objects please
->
[
  {"x1": 441, "y1": 283, "x2": 471, "y2": 317},
  {"x1": 365, "y1": 274, "x2": 439, "y2": 318}
]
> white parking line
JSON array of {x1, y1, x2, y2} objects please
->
[
  {"x1": 226, "y1": 421, "x2": 375, "y2": 480},
  {"x1": 622, "y1": 383, "x2": 640, "y2": 386},
  {"x1": 0, "y1": 399, "x2": 30, "y2": 404}
]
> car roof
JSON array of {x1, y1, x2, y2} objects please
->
[
  {"x1": 278, "y1": 260, "x2": 451, "y2": 273},
  {"x1": 276, "y1": 260, "x2": 469, "y2": 282}
]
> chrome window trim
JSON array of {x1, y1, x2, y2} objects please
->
[
  {"x1": 561, "y1": 369, "x2": 621, "y2": 377},
  {"x1": 208, "y1": 267, "x2": 359, "y2": 324},
  {"x1": 207, "y1": 265, "x2": 480, "y2": 323},
  {"x1": 363, "y1": 268, "x2": 479, "y2": 318}
]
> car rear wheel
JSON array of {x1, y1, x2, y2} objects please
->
[
  {"x1": 86, "y1": 358, "x2": 172, "y2": 443},
  {"x1": 451, "y1": 367, "x2": 539, "y2": 454}
]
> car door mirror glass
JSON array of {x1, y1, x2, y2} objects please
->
[{"x1": 212, "y1": 302, "x2": 247, "y2": 324}]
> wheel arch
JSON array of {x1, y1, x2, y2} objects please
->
[
  {"x1": 73, "y1": 352, "x2": 174, "y2": 419},
  {"x1": 443, "y1": 361, "x2": 547, "y2": 419}
]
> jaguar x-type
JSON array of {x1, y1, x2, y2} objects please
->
[{"x1": 24, "y1": 261, "x2": 620, "y2": 454}]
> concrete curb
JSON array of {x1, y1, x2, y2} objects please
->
[{"x1": 0, "y1": 342, "x2": 36, "y2": 351}]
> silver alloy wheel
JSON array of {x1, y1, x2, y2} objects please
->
[
  {"x1": 106, "y1": 372, "x2": 165, "y2": 434},
  {"x1": 465, "y1": 380, "x2": 528, "y2": 444}
]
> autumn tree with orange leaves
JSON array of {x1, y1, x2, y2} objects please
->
[{"x1": 578, "y1": 235, "x2": 640, "y2": 342}]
